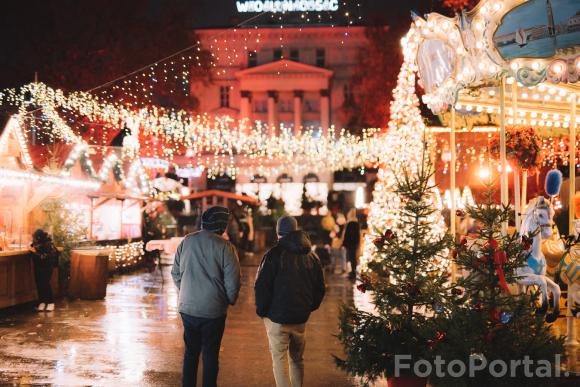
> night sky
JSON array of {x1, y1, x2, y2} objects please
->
[{"x1": 0, "y1": 0, "x2": 447, "y2": 92}]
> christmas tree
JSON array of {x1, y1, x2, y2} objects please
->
[
  {"x1": 430, "y1": 191, "x2": 565, "y2": 386},
  {"x1": 336, "y1": 151, "x2": 453, "y2": 384},
  {"x1": 361, "y1": 28, "x2": 448, "y2": 272}
]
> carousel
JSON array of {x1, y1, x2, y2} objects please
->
[{"x1": 407, "y1": 0, "x2": 580, "y2": 347}]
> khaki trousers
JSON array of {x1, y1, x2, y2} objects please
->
[{"x1": 263, "y1": 318, "x2": 306, "y2": 387}]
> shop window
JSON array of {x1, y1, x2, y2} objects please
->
[
  {"x1": 316, "y1": 48, "x2": 325, "y2": 67},
  {"x1": 220, "y1": 86, "x2": 230, "y2": 108},
  {"x1": 273, "y1": 48, "x2": 283, "y2": 60}
]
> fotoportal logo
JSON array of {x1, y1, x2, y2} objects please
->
[{"x1": 394, "y1": 354, "x2": 567, "y2": 378}]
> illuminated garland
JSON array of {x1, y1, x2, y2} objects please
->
[
  {"x1": 110, "y1": 241, "x2": 145, "y2": 269},
  {"x1": 0, "y1": 83, "x2": 387, "y2": 180}
]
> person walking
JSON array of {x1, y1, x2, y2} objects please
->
[
  {"x1": 255, "y1": 216, "x2": 326, "y2": 387},
  {"x1": 30, "y1": 229, "x2": 59, "y2": 312},
  {"x1": 330, "y1": 213, "x2": 347, "y2": 274},
  {"x1": 342, "y1": 209, "x2": 361, "y2": 280},
  {"x1": 171, "y1": 206, "x2": 241, "y2": 387}
]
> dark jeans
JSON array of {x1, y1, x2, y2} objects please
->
[
  {"x1": 180, "y1": 313, "x2": 226, "y2": 387},
  {"x1": 345, "y1": 246, "x2": 358, "y2": 276},
  {"x1": 33, "y1": 263, "x2": 54, "y2": 304}
]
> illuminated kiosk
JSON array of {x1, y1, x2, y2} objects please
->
[
  {"x1": 408, "y1": 0, "x2": 579, "y2": 347},
  {"x1": 0, "y1": 115, "x2": 148, "y2": 306}
]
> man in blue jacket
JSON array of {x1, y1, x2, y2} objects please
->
[
  {"x1": 255, "y1": 216, "x2": 326, "y2": 387},
  {"x1": 172, "y1": 206, "x2": 241, "y2": 387}
]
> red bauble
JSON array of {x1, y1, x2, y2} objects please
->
[
  {"x1": 488, "y1": 308, "x2": 501, "y2": 322},
  {"x1": 426, "y1": 339, "x2": 435, "y2": 351},
  {"x1": 384, "y1": 229, "x2": 394, "y2": 239},
  {"x1": 356, "y1": 283, "x2": 367, "y2": 293},
  {"x1": 451, "y1": 288, "x2": 463, "y2": 296},
  {"x1": 473, "y1": 303, "x2": 484, "y2": 312},
  {"x1": 373, "y1": 237, "x2": 385, "y2": 247},
  {"x1": 435, "y1": 331, "x2": 447, "y2": 342}
]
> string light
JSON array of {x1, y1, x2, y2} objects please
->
[{"x1": 0, "y1": 167, "x2": 100, "y2": 189}]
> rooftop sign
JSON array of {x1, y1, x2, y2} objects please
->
[{"x1": 236, "y1": 0, "x2": 339, "y2": 13}]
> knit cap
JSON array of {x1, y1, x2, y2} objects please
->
[
  {"x1": 201, "y1": 206, "x2": 230, "y2": 234},
  {"x1": 277, "y1": 216, "x2": 298, "y2": 237}
]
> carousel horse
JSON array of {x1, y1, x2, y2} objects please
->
[
  {"x1": 518, "y1": 196, "x2": 561, "y2": 323},
  {"x1": 539, "y1": 193, "x2": 580, "y2": 318},
  {"x1": 556, "y1": 247, "x2": 580, "y2": 318}
]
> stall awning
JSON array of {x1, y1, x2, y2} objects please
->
[{"x1": 181, "y1": 190, "x2": 259, "y2": 206}]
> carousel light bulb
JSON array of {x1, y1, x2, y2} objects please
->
[{"x1": 478, "y1": 167, "x2": 491, "y2": 179}]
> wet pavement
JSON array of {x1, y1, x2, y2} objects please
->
[
  {"x1": 0, "y1": 257, "x2": 357, "y2": 386},
  {"x1": 2, "y1": 256, "x2": 580, "y2": 386}
]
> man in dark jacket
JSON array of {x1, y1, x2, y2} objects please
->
[
  {"x1": 172, "y1": 206, "x2": 241, "y2": 387},
  {"x1": 255, "y1": 216, "x2": 325, "y2": 387}
]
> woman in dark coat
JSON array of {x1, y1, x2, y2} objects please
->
[
  {"x1": 342, "y1": 209, "x2": 361, "y2": 280},
  {"x1": 30, "y1": 229, "x2": 59, "y2": 311}
]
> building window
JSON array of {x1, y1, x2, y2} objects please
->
[
  {"x1": 220, "y1": 86, "x2": 230, "y2": 108},
  {"x1": 290, "y1": 49, "x2": 299, "y2": 62},
  {"x1": 273, "y1": 48, "x2": 283, "y2": 61},
  {"x1": 279, "y1": 99, "x2": 293, "y2": 113},
  {"x1": 343, "y1": 83, "x2": 354, "y2": 104},
  {"x1": 254, "y1": 99, "x2": 267, "y2": 113},
  {"x1": 315, "y1": 48, "x2": 325, "y2": 67},
  {"x1": 248, "y1": 51, "x2": 257, "y2": 67}
]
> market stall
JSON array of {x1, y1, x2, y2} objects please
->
[{"x1": 0, "y1": 116, "x2": 148, "y2": 304}]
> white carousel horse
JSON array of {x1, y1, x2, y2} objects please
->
[{"x1": 518, "y1": 196, "x2": 561, "y2": 323}]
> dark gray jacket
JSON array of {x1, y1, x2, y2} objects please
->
[
  {"x1": 171, "y1": 230, "x2": 241, "y2": 318},
  {"x1": 255, "y1": 231, "x2": 325, "y2": 324}
]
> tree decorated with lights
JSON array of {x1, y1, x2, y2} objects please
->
[
  {"x1": 335, "y1": 25, "x2": 455, "y2": 382},
  {"x1": 429, "y1": 190, "x2": 565, "y2": 387},
  {"x1": 360, "y1": 28, "x2": 448, "y2": 272},
  {"x1": 336, "y1": 150, "x2": 453, "y2": 384}
]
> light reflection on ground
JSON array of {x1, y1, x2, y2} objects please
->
[{"x1": 0, "y1": 262, "x2": 356, "y2": 386}]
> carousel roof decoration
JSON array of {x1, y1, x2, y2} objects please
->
[{"x1": 408, "y1": 0, "x2": 580, "y2": 114}]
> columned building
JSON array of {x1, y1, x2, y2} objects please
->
[{"x1": 191, "y1": 26, "x2": 366, "y2": 133}]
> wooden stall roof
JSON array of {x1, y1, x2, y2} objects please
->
[{"x1": 181, "y1": 190, "x2": 259, "y2": 205}]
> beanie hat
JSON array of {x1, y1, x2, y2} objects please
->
[
  {"x1": 201, "y1": 206, "x2": 230, "y2": 234},
  {"x1": 32, "y1": 229, "x2": 49, "y2": 243},
  {"x1": 277, "y1": 216, "x2": 298, "y2": 237}
]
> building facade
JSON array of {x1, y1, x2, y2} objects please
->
[{"x1": 191, "y1": 26, "x2": 366, "y2": 133}]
